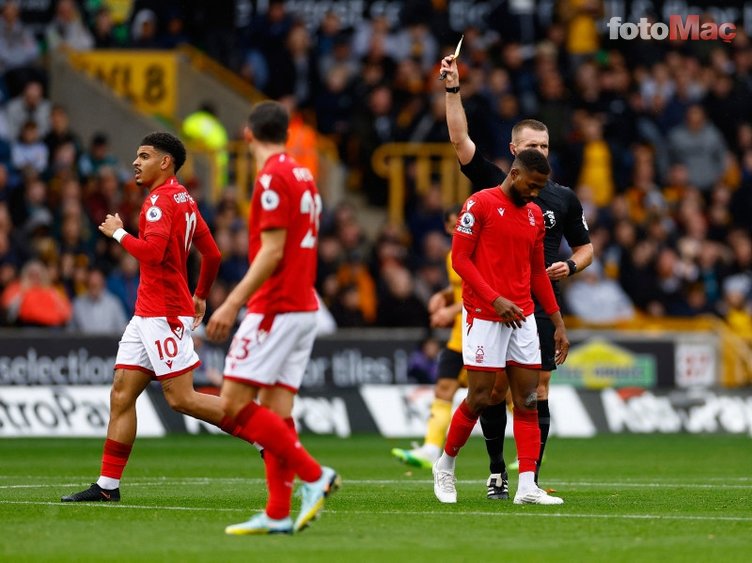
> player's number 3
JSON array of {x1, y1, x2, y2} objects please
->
[{"x1": 300, "y1": 190, "x2": 322, "y2": 249}]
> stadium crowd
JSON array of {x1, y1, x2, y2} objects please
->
[{"x1": 0, "y1": 0, "x2": 751, "y2": 345}]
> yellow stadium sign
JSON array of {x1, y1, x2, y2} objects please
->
[
  {"x1": 556, "y1": 339, "x2": 657, "y2": 389},
  {"x1": 68, "y1": 51, "x2": 176, "y2": 118}
]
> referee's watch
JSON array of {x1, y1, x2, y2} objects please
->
[{"x1": 566, "y1": 259, "x2": 578, "y2": 277}]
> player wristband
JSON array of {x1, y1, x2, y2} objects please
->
[
  {"x1": 566, "y1": 259, "x2": 578, "y2": 277},
  {"x1": 112, "y1": 228, "x2": 128, "y2": 243},
  {"x1": 445, "y1": 86, "x2": 460, "y2": 93}
]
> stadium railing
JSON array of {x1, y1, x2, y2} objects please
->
[{"x1": 372, "y1": 142, "x2": 472, "y2": 224}]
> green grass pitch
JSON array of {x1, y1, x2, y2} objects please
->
[{"x1": 1, "y1": 433, "x2": 750, "y2": 562}]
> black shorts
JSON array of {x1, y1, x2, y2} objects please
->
[
  {"x1": 437, "y1": 348, "x2": 464, "y2": 380},
  {"x1": 535, "y1": 314, "x2": 557, "y2": 372}
]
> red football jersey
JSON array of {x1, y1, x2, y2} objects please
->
[
  {"x1": 131, "y1": 177, "x2": 212, "y2": 317},
  {"x1": 246, "y1": 153, "x2": 320, "y2": 314},
  {"x1": 452, "y1": 187, "x2": 552, "y2": 320}
]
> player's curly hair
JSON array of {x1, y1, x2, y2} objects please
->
[
  {"x1": 514, "y1": 148, "x2": 551, "y2": 175},
  {"x1": 247, "y1": 101, "x2": 289, "y2": 144},
  {"x1": 141, "y1": 132, "x2": 187, "y2": 172}
]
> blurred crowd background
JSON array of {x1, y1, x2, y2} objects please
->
[{"x1": 0, "y1": 0, "x2": 751, "y2": 361}]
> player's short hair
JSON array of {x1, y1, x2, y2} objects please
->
[
  {"x1": 511, "y1": 119, "x2": 548, "y2": 142},
  {"x1": 514, "y1": 148, "x2": 551, "y2": 175},
  {"x1": 141, "y1": 132, "x2": 187, "y2": 172},
  {"x1": 247, "y1": 101, "x2": 289, "y2": 144}
]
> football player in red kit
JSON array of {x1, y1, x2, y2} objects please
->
[
  {"x1": 206, "y1": 101, "x2": 339, "y2": 535},
  {"x1": 432, "y1": 149, "x2": 569, "y2": 506},
  {"x1": 62, "y1": 132, "x2": 224, "y2": 503}
]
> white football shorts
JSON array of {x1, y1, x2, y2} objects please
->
[
  {"x1": 223, "y1": 311, "x2": 317, "y2": 392},
  {"x1": 115, "y1": 316, "x2": 200, "y2": 379},
  {"x1": 462, "y1": 308, "x2": 541, "y2": 370}
]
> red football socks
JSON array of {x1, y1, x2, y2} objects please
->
[
  {"x1": 219, "y1": 415, "x2": 241, "y2": 436},
  {"x1": 264, "y1": 418, "x2": 297, "y2": 519},
  {"x1": 443, "y1": 400, "x2": 479, "y2": 457},
  {"x1": 100, "y1": 438, "x2": 133, "y2": 479},
  {"x1": 513, "y1": 408, "x2": 540, "y2": 474},
  {"x1": 233, "y1": 402, "x2": 321, "y2": 482}
]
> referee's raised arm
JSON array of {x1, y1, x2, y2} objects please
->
[{"x1": 441, "y1": 55, "x2": 476, "y2": 166}]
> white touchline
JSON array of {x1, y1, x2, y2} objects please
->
[
  {"x1": 1, "y1": 478, "x2": 752, "y2": 489},
  {"x1": 1, "y1": 500, "x2": 751, "y2": 523}
]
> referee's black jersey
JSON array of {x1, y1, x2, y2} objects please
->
[{"x1": 459, "y1": 150, "x2": 591, "y2": 303}]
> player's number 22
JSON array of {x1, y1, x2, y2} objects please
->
[{"x1": 299, "y1": 190, "x2": 322, "y2": 249}]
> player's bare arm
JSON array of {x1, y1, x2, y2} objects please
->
[
  {"x1": 98, "y1": 213, "x2": 124, "y2": 238},
  {"x1": 546, "y1": 242, "x2": 594, "y2": 281},
  {"x1": 192, "y1": 296, "x2": 206, "y2": 330},
  {"x1": 430, "y1": 301, "x2": 463, "y2": 328},
  {"x1": 442, "y1": 55, "x2": 476, "y2": 166},
  {"x1": 549, "y1": 311, "x2": 569, "y2": 364},
  {"x1": 190, "y1": 229, "x2": 221, "y2": 329},
  {"x1": 206, "y1": 228, "x2": 286, "y2": 342},
  {"x1": 428, "y1": 286, "x2": 454, "y2": 313}
]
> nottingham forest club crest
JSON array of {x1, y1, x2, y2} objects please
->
[{"x1": 475, "y1": 345, "x2": 485, "y2": 364}]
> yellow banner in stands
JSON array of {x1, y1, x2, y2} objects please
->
[{"x1": 68, "y1": 51, "x2": 176, "y2": 118}]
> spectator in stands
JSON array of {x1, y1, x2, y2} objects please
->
[
  {"x1": 4, "y1": 80, "x2": 51, "y2": 141},
  {"x1": 45, "y1": 0, "x2": 94, "y2": 52},
  {"x1": 78, "y1": 132, "x2": 118, "y2": 181},
  {"x1": 720, "y1": 273, "x2": 752, "y2": 338},
  {"x1": 0, "y1": 0, "x2": 42, "y2": 99},
  {"x1": 106, "y1": 252, "x2": 139, "y2": 317},
  {"x1": 91, "y1": 6, "x2": 118, "y2": 49},
  {"x1": 0, "y1": 201, "x2": 24, "y2": 281},
  {"x1": 68, "y1": 266, "x2": 127, "y2": 334},
  {"x1": 130, "y1": 9, "x2": 159, "y2": 49},
  {"x1": 564, "y1": 260, "x2": 635, "y2": 324},
  {"x1": 407, "y1": 336, "x2": 440, "y2": 384},
  {"x1": 376, "y1": 264, "x2": 428, "y2": 327},
  {"x1": 9, "y1": 174, "x2": 47, "y2": 232},
  {"x1": 336, "y1": 255, "x2": 377, "y2": 325},
  {"x1": 668, "y1": 104, "x2": 727, "y2": 193},
  {"x1": 11, "y1": 120, "x2": 48, "y2": 174},
  {"x1": 159, "y1": 8, "x2": 190, "y2": 50},
  {"x1": 217, "y1": 225, "x2": 248, "y2": 286},
  {"x1": 392, "y1": 21, "x2": 438, "y2": 74},
  {"x1": 571, "y1": 113, "x2": 615, "y2": 208},
  {"x1": 351, "y1": 85, "x2": 397, "y2": 205},
  {"x1": 407, "y1": 93, "x2": 451, "y2": 145},
  {"x1": 407, "y1": 185, "x2": 445, "y2": 258},
  {"x1": 328, "y1": 284, "x2": 368, "y2": 328},
  {"x1": 1, "y1": 259, "x2": 71, "y2": 327},
  {"x1": 282, "y1": 97, "x2": 320, "y2": 182},
  {"x1": 44, "y1": 104, "x2": 81, "y2": 166},
  {"x1": 265, "y1": 22, "x2": 319, "y2": 109}
]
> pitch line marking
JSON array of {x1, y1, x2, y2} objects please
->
[
  {"x1": 2, "y1": 500, "x2": 752, "y2": 523},
  {"x1": 2, "y1": 478, "x2": 752, "y2": 490}
]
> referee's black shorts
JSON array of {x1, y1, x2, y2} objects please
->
[
  {"x1": 535, "y1": 314, "x2": 557, "y2": 372},
  {"x1": 437, "y1": 348, "x2": 464, "y2": 380}
]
